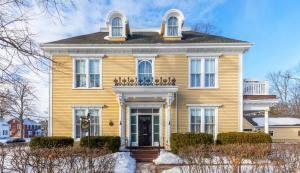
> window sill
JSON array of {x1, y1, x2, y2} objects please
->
[
  {"x1": 188, "y1": 87, "x2": 219, "y2": 90},
  {"x1": 72, "y1": 87, "x2": 103, "y2": 90}
]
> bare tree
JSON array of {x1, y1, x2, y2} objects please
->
[
  {"x1": 7, "y1": 78, "x2": 37, "y2": 138},
  {"x1": 0, "y1": 0, "x2": 75, "y2": 84},
  {"x1": 0, "y1": 88, "x2": 11, "y2": 118},
  {"x1": 268, "y1": 69, "x2": 300, "y2": 117},
  {"x1": 192, "y1": 22, "x2": 221, "y2": 34}
]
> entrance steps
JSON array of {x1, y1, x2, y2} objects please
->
[{"x1": 129, "y1": 147, "x2": 162, "y2": 162}]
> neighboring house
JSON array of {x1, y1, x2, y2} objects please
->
[
  {"x1": 244, "y1": 116, "x2": 300, "y2": 142},
  {"x1": 243, "y1": 79, "x2": 278, "y2": 133},
  {"x1": 42, "y1": 9, "x2": 276, "y2": 148},
  {"x1": 39, "y1": 120, "x2": 48, "y2": 136},
  {"x1": 8, "y1": 118, "x2": 43, "y2": 138},
  {"x1": 0, "y1": 118, "x2": 9, "y2": 138}
]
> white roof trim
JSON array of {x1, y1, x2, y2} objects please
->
[{"x1": 41, "y1": 42, "x2": 253, "y2": 49}]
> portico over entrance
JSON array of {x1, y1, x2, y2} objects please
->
[{"x1": 112, "y1": 76, "x2": 178, "y2": 148}]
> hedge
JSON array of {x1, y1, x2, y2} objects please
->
[
  {"x1": 80, "y1": 136, "x2": 120, "y2": 152},
  {"x1": 170, "y1": 133, "x2": 214, "y2": 153},
  {"x1": 30, "y1": 136, "x2": 74, "y2": 148},
  {"x1": 217, "y1": 132, "x2": 272, "y2": 145}
]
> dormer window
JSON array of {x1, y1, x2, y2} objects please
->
[
  {"x1": 105, "y1": 11, "x2": 128, "y2": 41},
  {"x1": 112, "y1": 17, "x2": 123, "y2": 37},
  {"x1": 162, "y1": 9, "x2": 185, "y2": 40},
  {"x1": 167, "y1": 16, "x2": 178, "y2": 36}
]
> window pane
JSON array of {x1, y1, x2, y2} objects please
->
[
  {"x1": 131, "y1": 134, "x2": 136, "y2": 142},
  {"x1": 76, "y1": 60, "x2": 85, "y2": 74},
  {"x1": 153, "y1": 109, "x2": 159, "y2": 113},
  {"x1": 154, "y1": 134, "x2": 159, "y2": 142},
  {"x1": 89, "y1": 60, "x2": 99, "y2": 74},
  {"x1": 205, "y1": 74, "x2": 215, "y2": 87},
  {"x1": 154, "y1": 125, "x2": 159, "y2": 133},
  {"x1": 131, "y1": 116, "x2": 136, "y2": 124},
  {"x1": 131, "y1": 125, "x2": 136, "y2": 133},
  {"x1": 131, "y1": 109, "x2": 137, "y2": 113},
  {"x1": 154, "y1": 116, "x2": 159, "y2": 124},
  {"x1": 205, "y1": 59, "x2": 216, "y2": 87},
  {"x1": 190, "y1": 60, "x2": 201, "y2": 87}
]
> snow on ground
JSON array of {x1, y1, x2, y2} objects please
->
[
  {"x1": 114, "y1": 152, "x2": 136, "y2": 173},
  {"x1": 153, "y1": 150, "x2": 184, "y2": 165},
  {"x1": 253, "y1": 117, "x2": 300, "y2": 126}
]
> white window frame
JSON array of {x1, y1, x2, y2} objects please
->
[
  {"x1": 72, "y1": 106, "x2": 102, "y2": 139},
  {"x1": 135, "y1": 57, "x2": 155, "y2": 80},
  {"x1": 188, "y1": 106, "x2": 218, "y2": 139},
  {"x1": 73, "y1": 57, "x2": 102, "y2": 89},
  {"x1": 188, "y1": 57, "x2": 218, "y2": 89}
]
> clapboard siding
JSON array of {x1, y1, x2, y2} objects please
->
[{"x1": 52, "y1": 54, "x2": 240, "y2": 138}]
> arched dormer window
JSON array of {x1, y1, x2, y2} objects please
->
[
  {"x1": 167, "y1": 16, "x2": 178, "y2": 36},
  {"x1": 162, "y1": 9, "x2": 185, "y2": 39},
  {"x1": 112, "y1": 17, "x2": 123, "y2": 37},
  {"x1": 105, "y1": 11, "x2": 128, "y2": 40}
]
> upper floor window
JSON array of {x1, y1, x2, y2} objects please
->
[
  {"x1": 189, "y1": 57, "x2": 217, "y2": 88},
  {"x1": 137, "y1": 59, "x2": 153, "y2": 84},
  {"x1": 167, "y1": 16, "x2": 178, "y2": 36},
  {"x1": 112, "y1": 17, "x2": 123, "y2": 37},
  {"x1": 74, "y1": 58, "x2": 101, "y2": 88}
]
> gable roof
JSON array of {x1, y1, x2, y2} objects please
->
[
  {"x1": 45, "y1": 31, "x2": 248, "y2": 45},
  {"x1": 244, "y1": 116, "x2": 300, "y2": 127}
]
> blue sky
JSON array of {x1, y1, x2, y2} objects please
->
[{"x1": 28, "y1": 0, "x2": 300, "y2": 118}]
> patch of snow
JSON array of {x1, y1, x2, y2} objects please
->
[
  {"x1": 114, "y1": 152, "x2": 136, "y2": 173},
  {"x1": 162, "y1": 166, "x2": 186, "y2": 173},
  {"x1": 153, "y1": 150, "x2": 184, "y2": 165},
  {"x1": 253, "y1": 117, "x2": 300, "y2": 126}
]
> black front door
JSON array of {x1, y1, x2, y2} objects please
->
[{"x1": 138, "y1": 115, "x2": 152, "y2": 146}]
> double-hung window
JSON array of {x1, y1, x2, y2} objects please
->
[
  {"x1": 74, "y1": 58, "x2": 101, "y2": 88},
  {"x1": 189, "y1": 57, "x2": 217, "y2": 88},
  {"x1": 74, "y1": 107, "x2": 101, "y2": 139},
  {"x1": 189, "y1": 107, "x2": 217, "y2": 136}
]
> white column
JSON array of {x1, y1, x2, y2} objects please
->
[
  {"x1": 118, "y1": 94, "x2": 126, "y2": 149},
  {"x1": 165, "y1": 94, "x2": 174, "y2": 148},
  {"x1": 264, "y1": 109, "x2": 269, "y2": 134}
]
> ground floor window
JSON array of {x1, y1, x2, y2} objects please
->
[
  {"x1": 74, "y1": 107, "x2": 101, "y2": 139},
  {"x1": 269, "y1": 130, "x2": 274, "y2": 136},
  {"x1": 189, "y1": 107, "x2": 217, "y2": 135}
]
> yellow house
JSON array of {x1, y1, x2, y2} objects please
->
[
  {"x1": 42, "y1": 9, "x2": 255, "y2": 148},
  {"x1": 244, "y1": 116, "x2": 300, "y2": 142}
]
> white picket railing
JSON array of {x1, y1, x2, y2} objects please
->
[{"x1": 243, "y1": 79, "x2": 269, "y2": 95}]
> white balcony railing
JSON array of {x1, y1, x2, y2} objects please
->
[{"x1": 243, "y1": 79, "x2": 269, "y2": 95}]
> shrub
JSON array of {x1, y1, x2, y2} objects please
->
[
  {"x1": 170, "y1": 133, "x2": 213, "y2": 153},
  {"x1": 80, "y1": 136, "x2": 120, "y2": 152},
  {"x1": 30, "y1": 136, "x2": 74, "y2": 148},
  {"x1": 216, "y1": 132, "x2": 272, "y2": 145}
]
